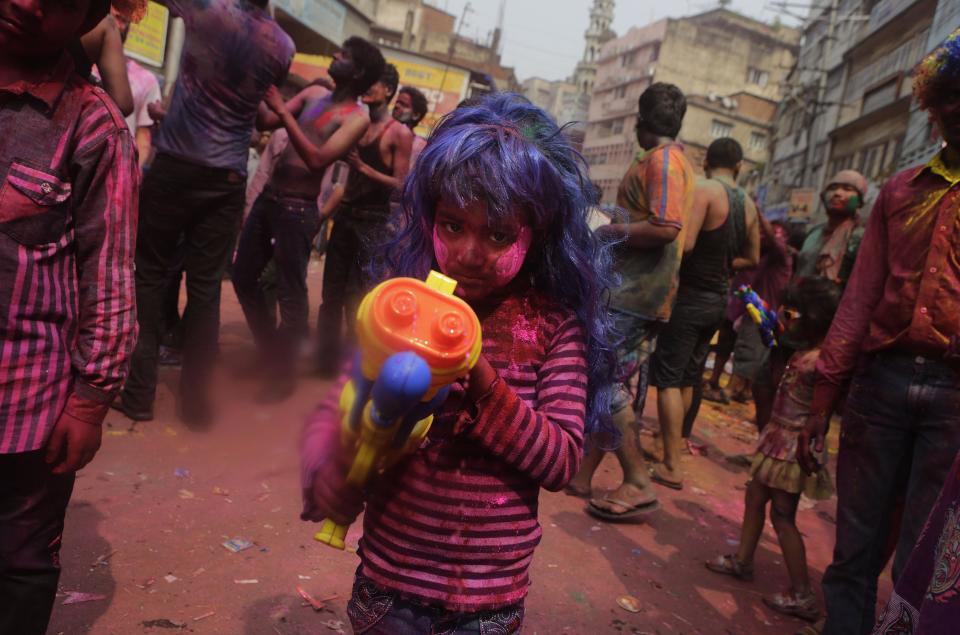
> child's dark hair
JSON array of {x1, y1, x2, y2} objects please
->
[
  {"x1": 380, "y1": 64, "x2": 400, "y2": 101},
  {"x1": 377, "y1": 92, "x2": 620, "y2": 439},
  {"x1": 782, "y1": 277, "x2": 842, "y2": 344},
  {"x1": 636, "y1": 83, "x2": 686, "y2": 139},
  {"x1": 399, "y1": 86, "x2": 429, "y2": 125},
  {"x1": 784, "y1": 221, "x2": 808, "y2": 252},
  {"x1": 342, "y1": 37, "x2": 386, "y2": 96},
  {"x1": 706, "y1": 137, "x2": 743, "y2": 170}
]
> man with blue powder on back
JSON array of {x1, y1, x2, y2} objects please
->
[{"x1": 114, "y1": 0, "x2": 294, "y2": 426}]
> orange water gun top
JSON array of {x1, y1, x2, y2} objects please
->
[{"x1": 358, "y1": 272, "x2": 481, "y2": 377}]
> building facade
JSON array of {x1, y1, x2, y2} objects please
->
[
  {"x1": 582, "y1": 9, "x2": 799, "y2": 204},
  {"x1": 764, "y1": 0, "x2": 952, "y2": 216},
  {"x1": 366, "y1": 0, "x2": 519, "y2": 93},
  {"x1": 826, "y1": 0, "x2": 934, "y2": 189}
]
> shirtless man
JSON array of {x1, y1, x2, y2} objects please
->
[
  {"x1": 647, "y1": 138, "x2": 760, "y2": 490},
  {"x1": 232, "y1": 37, "x2": 385, "y2": 401},
  {"x1": 316, "y1": 63, "x2": 414, "y2": 376}
]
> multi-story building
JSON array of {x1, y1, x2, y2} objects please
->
[
  {"x1": 366, "y1": 0, "x2": 519, "y2": 92},
  {"x1": 764, "y1": 0, "x2": 953, "y2": 216},
  {"x1": 898, "y1": 0, "x2": 960, "y2": 168},
  {"x1": 582, "y1": 9, "x2": 800, "y2": 203},
  {"x1": 826, "y1": 0, "x2": 935, "y2": 186}
]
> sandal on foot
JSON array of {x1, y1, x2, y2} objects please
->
[
  {"x1": 649, "y1": 465, "x2": 683, "y2": 490},
  {"x1": 586, "y1": 497, "x2": 660, "y2": 522},
  {"x1": 704, "y1": 554, "x2": 754, "y2": 581},
  {"x1": 763, "y1": 590, "x2": 820, "y2": 622}
]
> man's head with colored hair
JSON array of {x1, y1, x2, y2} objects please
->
[
  {"x1": 635, "y1": 83, "x2": 687, "y2": 149},
  {"x1": 394, "y1": 86, "x2": 429, "y2": 128},
  {"x1": 330, "y1": 37, "x2": 385, "y2": 98},
  {"x1": 364, "y1": 63, "x2": 399, "y2": 107},
  {"x1": 913, "y1": 28, "x2": 960, "y2": 148}
]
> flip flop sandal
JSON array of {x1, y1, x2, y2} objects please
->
[
  {"x1": 705, "y1": 554, "x2": 754, "y2": 582},
  {"x1": 763, "y1": 591, "x2": 820, "y2": 622},
  {"x1": 649, "y1": 467, "x2": 683, "y2": 490},
  {"x1": 586, "y1": 497, "x2": 660, "y2": 522}
]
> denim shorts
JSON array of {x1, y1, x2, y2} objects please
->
[
  {"x1": 610, "y1": 309, "x2": 661, "y2": 414},
  {"x1": 347, "y1": 573, "x2": 524, "y2": 635}
]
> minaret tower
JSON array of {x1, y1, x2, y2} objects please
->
[{"x1": 572, "y1": 0, "x2": 615, "y2": 94}]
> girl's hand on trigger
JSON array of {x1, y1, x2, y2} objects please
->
[{"x1": 303, "y1": 453, "x2": 365, "y2": 526}]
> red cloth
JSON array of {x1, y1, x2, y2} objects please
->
[
  {"x1": 812, "y1": 152, "x2": 960, "y2": 415},
  {"x1": 0, "y1": 54, "x2": 139, "y2": 453}
]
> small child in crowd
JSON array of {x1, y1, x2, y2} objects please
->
[
  {"x1": 706, "y1": 277, "x2": 841, "y2": 622},
  {"x1": 300, "y1": 93, "x2": 619, "y2": 633}
]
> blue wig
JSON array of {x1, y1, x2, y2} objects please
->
[{"x1": 376, "y1": 92, "x2": 621, "y2": 442}]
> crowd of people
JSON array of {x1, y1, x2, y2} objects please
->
[{"x1": 1, "y1": 0, "x2": 958, "y2": 633}]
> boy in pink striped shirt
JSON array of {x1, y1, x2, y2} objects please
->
[
  {"x1": 301, "y1": 94, "x2": 620, "y2": 633},
  {"x1": 0, "y1": 0, "x2": 139, "y2": 632}
]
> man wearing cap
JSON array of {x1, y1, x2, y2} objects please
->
[
  {"x1": 795, "y1": 169, "x2": 868, "y2": 285},
  {"x1": 798, "y1": 28, "x2": 960, "y2": 634}
]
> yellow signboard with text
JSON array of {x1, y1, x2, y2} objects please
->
[{"x1": 124, "y1": 1, "x2": 170, "y2": 68}]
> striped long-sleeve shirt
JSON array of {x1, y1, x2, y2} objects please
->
[
  {"x1": 0, "y1": 54, "x2": 139, "y2": 454},
  {"x1": 302, "y1": 287, "x2": 587, "y2": 611}
]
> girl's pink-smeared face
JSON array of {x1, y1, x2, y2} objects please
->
[{"x1": 432, "y1": 198, "x2": 533, "y2": 303}]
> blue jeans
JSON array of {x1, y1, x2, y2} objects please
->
[
  {"x1": 823, "y1": 352, "x2": 960, "y2": 635},
  {"x1": 347, "y1": 574, "x2": 524, "y2": 635}
]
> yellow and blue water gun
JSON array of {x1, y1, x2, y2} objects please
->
[
  {"x1": 735, "y1": 284, "x2": 782, "y2": 348},
  {"x1": 314, "y1": 271, "x2": 482, "y2": 549}
]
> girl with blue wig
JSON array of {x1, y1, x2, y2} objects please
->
[{"x1": 300, "y1": 92, "x2": 619, "y2": 633}]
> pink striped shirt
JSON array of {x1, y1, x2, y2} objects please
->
[
  {"x1": 303, "y1": 288, "x2": 587, "y2": 611},
  {"x1": 0, "y1": 55, "x2": 139, "y2": 453}
]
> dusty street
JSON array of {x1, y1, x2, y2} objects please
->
[{"x1": 47, "y1": 268, "x2": 891, "y2": 635}]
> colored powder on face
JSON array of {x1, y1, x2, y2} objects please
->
[
  {"x1": 493, "y1": 226, "x2": 533, "y2": 286},
  {"x1": 844, "y1": 194, "x2": 861, "y2": 213},
  {"x1": 432, "y1": 223, "x2": 451, "y2": 276}
]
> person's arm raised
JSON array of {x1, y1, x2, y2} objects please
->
[
  {"x1": 265, "y1": 87, "x2": 368, "y2": 173},
  {"x1": 81, "y1": 17, "x2": 134, "y2": 116},
  {"x1": 257, "y1": 85, "x2": 325, "y2": 131}
]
